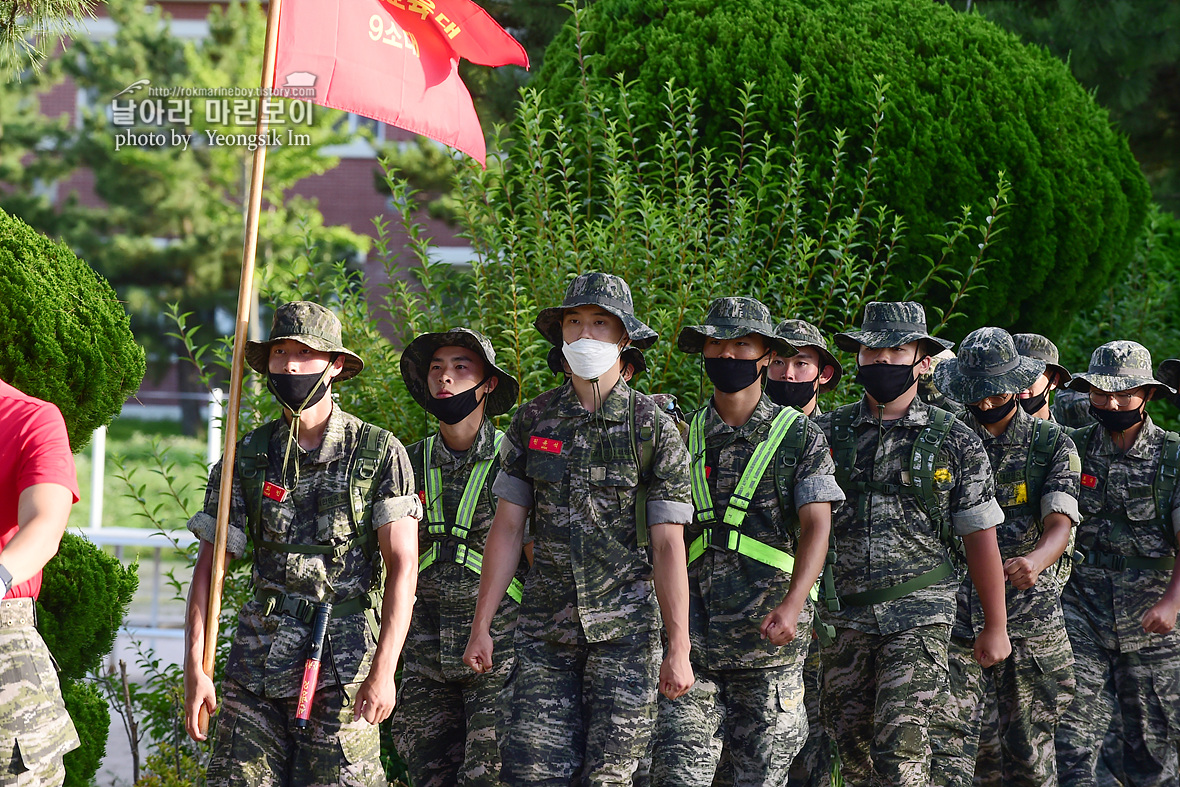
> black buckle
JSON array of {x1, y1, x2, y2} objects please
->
[
  {"x1": 1096, "y1": 552, "x2": 1126, "y2": 571},
  {"x1": 436, "y1": 536, "x2": 461, "y2": 564},
  {"x1": 278, "y1": 594, "x2": 314, "y2": 623},
  {"x1": 708, "y1": 526, "x2": 737, "y2": 553}
]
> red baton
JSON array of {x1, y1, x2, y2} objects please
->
[{"x1": 294, "y1": 602, "x2": 332, "y2": 728}]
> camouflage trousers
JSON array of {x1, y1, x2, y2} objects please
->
[
  {"x1": 788, "y1": 634, "x2": 833, "y2": 787},
  {"x1": 0, "y1": 599, "x2": 79, "y2": 787},
  {"x1": 391, "y1": 658, "x2": 512, "y2": 787},
  {"x1": 650, "y1": 642, "x2": 808, "y2": 787},
  {"x1": 1055, "y1": 607, "x2": 1180, "y2": 787},
  {"x1": 820, "y1": 623, "x2": 950, "y2": 787},
  {"x1": 931, "y1": 629, "x2": 1075, "y2": 787},
  {"x1": 499, "y1": 629, "x2": 661, "y2": 786},
  {"x1": 207, "y1": 679, "x2": 384, "y2": 787}
]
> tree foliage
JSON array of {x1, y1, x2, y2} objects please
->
[
  {"x1": 0, "y1": 0, "x2": 94, "y2": 75},
  {"x1": 533, "y1": 0, "x2": 1149, "y2": 336},
  {"x1": 0, "y1": 206, "x2": 144, "y2": 451},
  {"x1": 37, "y1": 532, "x2": 138, "y2": 787},
  {"x1": 0, "y1": 0, "x2": 369, "y2": 388}
]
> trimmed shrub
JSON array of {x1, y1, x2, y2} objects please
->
[
  {"x1": 534, "y1": 0, "x2": 1150, "y2": 335},
  {"x1": 0, "y1": 207, "x2": 145, "y2": 451},
  {"x1": 61, "y1": 679, "x2": 110, "y2": 787}
]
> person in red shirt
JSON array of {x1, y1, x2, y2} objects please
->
[{"x1": 0, "y1": 377, "x2": 82, "y2": 787}]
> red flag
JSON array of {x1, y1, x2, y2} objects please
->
[{"x1": 274, "y1": 0, "x2": 528, "y2": 164}]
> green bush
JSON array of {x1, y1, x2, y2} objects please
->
[
  {"x1": 60, "y1": 679, "x2": 110, "y2": 787},
  {"x1": 37, "y1": 531, "x2": 139, "y2": 680},
  {"x1": 533, "y1": 0, "x2": 1150, "y2": 336},
  {"x1": 0, "y1": 207, "x2": 145, "y2": 451}
]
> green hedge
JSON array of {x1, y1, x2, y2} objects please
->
[
  {"x1": 0, "y1": 207, "x2": 144, "y2": 451},
  {"x1": 534, "y1": 0, "x2": 1150, "y2": 335}
]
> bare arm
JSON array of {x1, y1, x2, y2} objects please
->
[
  {"x1": 464, "y1": 499, "x2": 529, "y2": 674},
  {"x1": 963, "y1": 527, "x2": 1011, "y2": 668},
  {"x1": 650, "y1": 522, "x2": 694, "y2": 700},
  {"x1": 1004, "y1": 513, "x2": 1072, "y2": 590},
  {"x1": 761, "y1": 501, "x2": 831, "y2": 646},
  {"x1": 1, "y1": 484, "x2": 73, "y2": 586},
  {"x1": 353, "y1": 516, "x2": 418, "y2": 724},
  {"x1": 183, "y1": 541, "x2": 219, "y2": 741}
]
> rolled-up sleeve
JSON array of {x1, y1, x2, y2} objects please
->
[
  {"x1": 648, "y1": 500, "x2": 693, "y2": 526},
  {"x1": 793, "y1": 421, "x2": 845, "y2": 509},
  {"x1": 1041, "y1": 491, "x2": 1081, "y2": 526},
  {"x1": 492, "y1": 472, "x2": 534, "y2": 508},
  {"x1": 952, "y1": 497, "x2": 1004, "y2": 536},
  {"x1": 187, "y1": 458, "x2": 248, "y2": 556},
  {"x1": 796, "y1": 475, "x2": 845, "y2": 509},
  {"x1": 493, "y1": 407, "x2": 534, "y2": 507},
  {"x1": 373, "y1": 437, "x2": 422, "y2": 527},
  {"x1": 647, "y1": 411, "x2": 693, "y2": 524}
]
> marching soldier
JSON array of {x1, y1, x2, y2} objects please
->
[
  {"x1": 814, "y1": 301, "x2": 1009, "y2": 787},
  {"x1": 464, "y1": 272, "x2": 695, "y2": 785},
  {"x1": 393, "y1": 328, "x2": 523, "y2": 786},
  {"x1": 928, "y1": 327, "x2": 1079, "y2": 787}
]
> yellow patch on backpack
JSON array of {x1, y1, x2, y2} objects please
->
[
  {"x1": 933, "y1": 467, "x2": 953, "y2": 484},
  {"x1": 1009, "y1": 482, "x2": 1028, "y2": 506}
]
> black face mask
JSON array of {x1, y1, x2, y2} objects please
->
[
  {"x1": 268, "y1": 367, "x2": 333, "y2": 413},
  {"x1": 423, "y1": 378, "x2": 490, "y2": 425},
  {"x1": 1018, "y1": 389, "x2": 1049, "y2": 415},
  {"x1": 704, "y1": 356, "x2": 765, "y2": 394},
  {"x1": 969, "y1": 396, "x2": 1018, "y2": 425},
  {"x1": 856, "y1": 359, "x2": 920, "y2": 404},
  {"x1": 766, "y1": 377, "x2": 818, "y2": 409},
  {"x1": 1090, "y1": 403, "x2": 1144, "y2": 433}
]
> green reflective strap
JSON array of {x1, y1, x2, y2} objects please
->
[
  {"x1": 688, "y1": 410, "x2": 713, "y2": 521},
  {"x1": 687, "y1": 527, "x2": 816, "y2": 600},
  {"x1": 453, "y1": 432, "x2": 504, "y2": 538},
  {"x1": 417, "y1": 541, "x2": 522, "y2": 602},
  {"x1": 423, "y1": 435, "x2": 446, "y2": 532},
  {"x1": 839, "y1": 559, "x2": 954, "y2": 607},
  {"x1": 721, "y1": 409, "x2": 800, "y2": 527}
]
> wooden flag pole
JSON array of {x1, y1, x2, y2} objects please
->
[{"x1": 199, "y1": 0, "x2": 284, "y2": 737}]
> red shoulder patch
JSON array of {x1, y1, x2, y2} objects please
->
[
  {"x1": 1081, "y1": 474, "x2": 1098, "y2": 489},
  {"x1": 705, "y1": 466, "x2": 712, "y2": 480},
  {"x1": 529, "y1": 435, "x2": 563, "y2": 454},
  {"x1": 263, "y1": 481, "x2": 288, "y2": 502},
  {"x1": 418, "y1": 490, "x2": 427, "y2": 506}
]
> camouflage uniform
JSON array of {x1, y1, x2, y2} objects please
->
[
  {"x1": 1049, "y1": 388, "x2": 1093, "y2": 430},
  {"x1": 927, "y1": 328, "x2": 1080, "y2": 787},
  {"x1": 1054, "y1": 342, "x2": 1180, "y2": 787},
  {"x1": 815, "y1": 302, "x2": 1003, "y2": 787},
  {"x1": 392, "y1": 328, "x2": 524, "y2": 786},
  {"x1": 189, "y1": 303, "x2": 421, "y2": 787},
  {"x1": 493, "y1": 273, "x2": 694, "y2": 786},
  {"x1": 774, "y1": 319, "x2": 841, "y2": 787},
  {"x1": 648, "y1": 299, "x2": 845, "y2": 787}
]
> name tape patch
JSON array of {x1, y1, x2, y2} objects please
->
[
  {"x1": 263, "y1": 481, "x2": 288, "y2": 502},
  {"x1": 529, "y1": 436, "x2": 563, "y2": 454},
  {"x1": 1081, "y1": 473, "x2": 1098, "y2": 488}
]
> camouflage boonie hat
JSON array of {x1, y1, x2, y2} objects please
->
[
  {"x1": 1157, "y1": 358, "x2": 1180, "y2": 409},
  {"x1": 400, "y1": 327, "x2": 519, "y2": 417},
  {"x1": 545, "y1": 346, "x2": 647, "y2": 377},
  {"x1": 1067, "y1": 340, "x2": 1175, "y2": 395},
  {"x1": 534, "y1": 272, "x2": 657, "y2": 350},
  {"x1": 1012, "y1": 333, "x2": 1071, "y2": 385},
  {"x1": 774, "y1": 319, "x2": 842, "y2": 391},
  {"x1": 678, "y1": 297, "x2": 792, "y2": 355},
  {"x1": 934, "y1": 327, "x2": 1044, "y2": 404},
  {"x1": 245, "y1": 301, "x2": 364, "y2": 381},
  {"x1": 834, "y1": 301, "x2": 954, "y2": 355}
]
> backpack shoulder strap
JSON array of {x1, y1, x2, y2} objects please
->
[
  {"x1": 237, "y1": 420, "x2": 280, "y2": 550},
  {"x1": 633, "y1": 391, "x2": 661, "y2": 549},
  {"x1": 831, "y1": 403, "x2": 858, "y2": 489},
  {"x1": 349, "y1": 423, "x2": 393, "y2": 559},
  {"x1": 1156, "y1": 430, "x2": 1180, "y2": 549},
  {"x1": 1025, "y1": 418, "x2": 1063, "y2": 518},
  {"x1": 910, "y1": 406, "x2": 956, "y2": 552}
]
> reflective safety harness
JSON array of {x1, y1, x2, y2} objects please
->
[
  {"x1": 1069, "y1": 424, "x2": 1180, "y2": 572},
  {"x1": 239, "y1": 419, "x2": 391, "y2": 620},
  {"x1": 686, "y1": 407, "x2": 816, "y2": 600},
  {"x1": 418, "y1": 431, "x2": 524, "y2": 603},
  {"x1": 826, "y1": 404, "x2": 957, "y2": 609}
]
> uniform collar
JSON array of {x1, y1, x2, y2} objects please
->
[
  {"x1": 851, "y1": 394, "x2": 931, "y2": 427},
  {"x1": 967, "y1": 402, "x2": 1033, "y2": 446},
  {"x1": 430, "y1": 418, "x2": 498, "y2": 467},
  {"x1": 702, "y1": 392, "x2": 778, "y2": 440},
  {"x1": 274, "y1": 405, "x2": 349, "y2": 465},
  {"x1": 552, "y1": 378, "x2": 633, "y2": 422},
  {"x1": 1092, "y1": 413, "x2": 1160, "y2": 460}
]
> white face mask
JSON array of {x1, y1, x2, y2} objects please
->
[{"x1": 562, "y1": 338, "x2": 622, "y2": 381}]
